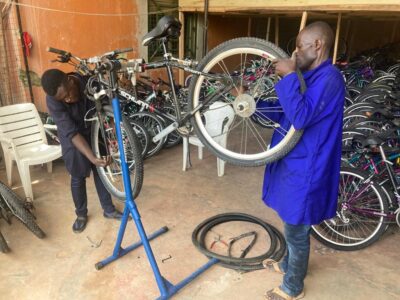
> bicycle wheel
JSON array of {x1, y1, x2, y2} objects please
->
[
  {"x1": 0, "y1": 182, "x2": 45, "y2": 239},
  {"x1": 129, "y1": 111, "x2": 166, "y2": 158},
  {"x1": 311, "y1": 167, "x2": 389, "y2": 251},
  {"x1": 0, "y1": 230, "x2": 9, "y2": 253},
  {"x1": 343, "y1": 112, "x2": 368, "y2": 128},
  {"x1": 91, "y1": 110, "x2": 144, "y2": 201},
  {"x1": 188, "y1": 37, "x2": 303, "y2": 167},
  {"x1": 129, "y1": 119, "x2": 150, "y2": 158}
]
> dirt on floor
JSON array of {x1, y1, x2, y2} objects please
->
[{"x1": 0, "y1": 145, "x2": 399, "y2": 300}]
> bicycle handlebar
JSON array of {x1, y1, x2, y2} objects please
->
[
  {"x1": 115, "y1": 47, "x2": 133, "y2": 55},
  {"x1": 47, "y1": 46, "x2": 69, "y2": 56}
]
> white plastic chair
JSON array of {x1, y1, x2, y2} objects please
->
[
  {"x1": 0, "y1": 103, "x2": 62, "y2": 201},
  {"x1": 183, "y1": 101, "x2": 235, "y2": 176}
]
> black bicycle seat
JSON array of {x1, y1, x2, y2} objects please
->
[
  {"x1": 370, "y1": 109, "x2": 393, "y2": 119},
  {"x1": 142, "y1": 16, "x2": 181, "y2": 47},
  {"x1": 362, "y1": 136, "x2": 384, "y2": 148}
]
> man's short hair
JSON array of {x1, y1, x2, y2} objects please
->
[
  {"x1": 41, "y1": 69, "x2": 67, "y2": 96},
  {"x1": 305, "y1": 21, "x2": 334, "y2": 51}
]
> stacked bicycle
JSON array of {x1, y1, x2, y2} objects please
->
[
  {"x1": 312, "y1": 65, "x2": 400, "y2": 250},
  {"x1": 0, "y1": 181, "x2": 45, "y2": 253}
]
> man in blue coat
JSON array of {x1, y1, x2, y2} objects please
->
[
  {"x1": 262, "y1": 22, "x2": 345, "y2": 299},
  {"x1": 41, "y1": 69, "x2": 123, "y2": 234}
]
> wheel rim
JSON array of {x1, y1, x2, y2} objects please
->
[
  {"x1": 192, "y1": 46, "x2": 298, "y2": 162},
  {"x1": 312, "y1": 170, "x2": 386, "y2": 248},
  {"x1": 95, "y1": 115, "x2": 137, "y2": 197}
]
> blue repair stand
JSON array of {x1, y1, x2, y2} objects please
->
[{"x1": 95, "y1": 98, "x2": 219, "y2": 299}]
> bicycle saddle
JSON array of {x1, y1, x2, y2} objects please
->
[
  {"x1": 142, "y1": 15, "x2": 181, "y2": 47},
  {"x1": 370, "y1": 108, "x2": 394, "y2": 119},
  {"x1": 362, "y1": 136, "x2": 384, "y2": 148}
]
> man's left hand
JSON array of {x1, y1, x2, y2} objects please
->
[{"x1": 273, "y1": 54, "x2": 297, "y2": 77}]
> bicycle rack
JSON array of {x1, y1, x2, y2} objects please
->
[{"x1": 96, "y1": 97, "x2": 219, "y2": 300}]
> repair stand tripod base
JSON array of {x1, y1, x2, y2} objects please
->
[
  {"x1": 94, "y1": 200, "x2": 168, "y2": 270},
  {"x1": 95, "y1": 98, "x2": 219, "y2": 299}
]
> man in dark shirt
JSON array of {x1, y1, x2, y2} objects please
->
[{"x1": 41, "y1": 69, "x2": 123, "y2": 233}]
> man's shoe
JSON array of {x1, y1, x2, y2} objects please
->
[
  {"x1": 103, "y1": 209, "x2": 123, "y2": 220},
  {"x1": 72, "y1": 216, "x2": 88, "y2": 233}
]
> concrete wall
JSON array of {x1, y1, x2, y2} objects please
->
[{"x1": 19, "y1": 0, "x2": 145, "y2": 112}]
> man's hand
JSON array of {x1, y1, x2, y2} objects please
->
[
  {"x1": 272, "y1": 52, "x2": 297, "y2": 77},
  {"x1": 91, "y1": 155, "x2": 112, "y2": 167}
]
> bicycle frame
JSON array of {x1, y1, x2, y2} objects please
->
[
  {"x1": 346, "y1": 145, "x2": 400, "y2": 222},
  {"x1": 136, "y1": 38, "x2": 233, "y2": 142}
]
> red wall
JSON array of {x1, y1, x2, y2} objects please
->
[{"x1": 20, "y1": 0, "x2": 140, "y2": 112}]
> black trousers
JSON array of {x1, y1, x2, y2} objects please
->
[{"x1": 70, "y1": 164, "x2": 115, "y2": 217}]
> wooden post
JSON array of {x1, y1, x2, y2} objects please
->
[
  {"x1": 299, "y1": 11, "x2": 308, "y2": 32},
  {"x1": 333, "y1": 13, "x2": 342, "y2": 64},
  {"x1": 266, "y1": 17, "x2": 271, "y2": 41},
  {"x1": 178, "y1": 11, "x2": 185, "y2": 85},
  {"x1": 391, "y1": 20, "x2": 398, "y2": 43},
  {"x1": 0, "y1": 19, "x2": 12, "y2": 105},
  {"x1": 275, "y1": 16, "x2": 279, "y2": 46},
  {"x1": 247, "y1": 17, "x2": 252, "y2": 37}
]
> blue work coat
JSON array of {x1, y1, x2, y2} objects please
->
[
  {"x1": 46, "y1": 74, "x2": 94, "y2": 178},
  {"x1": 260, "y1": 59, "x2": 345, "y2": 225}
]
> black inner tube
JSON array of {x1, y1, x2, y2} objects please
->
[{"x1": 192, "y1": 213, "x2": 286, "y2": 272}]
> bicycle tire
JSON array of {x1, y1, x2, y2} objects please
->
[
  {"x1": 129, "y1": 119, "x2": 150, "y2": 158},
  {"x1": 188, "y1": 37, "x2": 303, "y2": 167},
  {"x1": 343, "y1": 112, "x2": 368, "y2": 128},
  {"x1": 311, "y1": 167, "x2": 389, "y2": 251},
  {"x1": 91, "y1": 110, "x2": 144, "y2": 201},
  {"x1": 0, "y1": 182, "x2": 45, "y2": 239},
  {"x1": 192, "y1": 213, "x2": 286, "y2": 271},
  {"x1": 128, "y1": 111, "x2": 166, "y2": 158},
  {"x1": 0, "y1": 230, "x2": 10, "y2": 253}
]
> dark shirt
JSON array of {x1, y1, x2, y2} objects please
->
[{"x1": 46, "y1": 74, "x2": 94, "y2": 177}]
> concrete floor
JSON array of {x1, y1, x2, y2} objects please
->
[{"x1": 0, "y1": 144, "x2": 399, "y2": 300}]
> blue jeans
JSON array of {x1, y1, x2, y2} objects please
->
[
  {"x1": 279, "y1": 222, "x2": 311, "y2": 297},
  {"x1": 71, "y1": 164, "x2": 115, "y2": 217}
]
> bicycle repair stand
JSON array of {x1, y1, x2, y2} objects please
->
[{"x1": 95, "y1": 98, "x2": 219, "y2": 300}]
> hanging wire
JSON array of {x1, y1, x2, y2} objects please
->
[{"x1": 0, "y1": 0, "x2": 179, "y2": 17}]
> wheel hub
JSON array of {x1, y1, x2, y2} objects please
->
[{"x1": 233, "y1": 93, "x2": 256, "y2": 118}]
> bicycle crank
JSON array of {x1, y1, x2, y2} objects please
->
[{"x1": 152, "y1": 121, "x2": 179, "y2": 143}]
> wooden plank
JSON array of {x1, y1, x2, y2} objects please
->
[
  {"x1": 179, "y1": 0, "x2": 400, "y2": 12},
  {"x1": 299, "y1": 11, "x2": 308, "y2": 31},
  {"x1": 333, "y1": 13, "x2": 342, "y2": 64}
]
